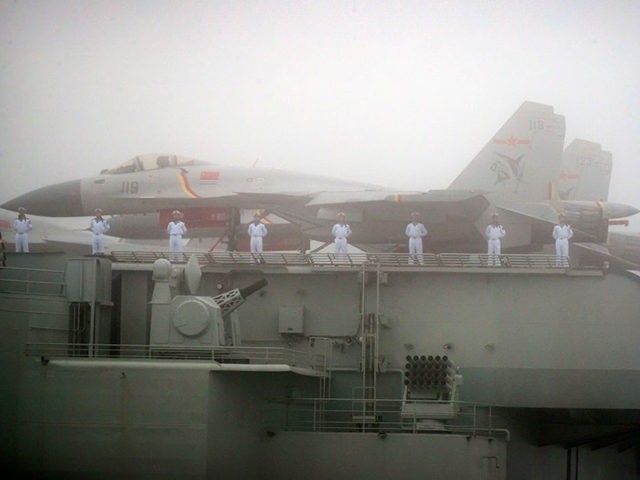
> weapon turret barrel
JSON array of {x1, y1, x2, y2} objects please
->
[
  {"x1": 239, "y1": 278, "x2": 268, "y2": 299},
  {"x1": 212, "y1": 278, "x2": 268, "y2": 316}
]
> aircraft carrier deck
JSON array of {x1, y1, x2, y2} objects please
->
[{"x1": 1, "y1": 251, "x2": 639, "y2": 479}]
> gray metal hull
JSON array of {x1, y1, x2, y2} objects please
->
[{"x1": 2, "y1": 251, "x2": 640, "y2": 479}]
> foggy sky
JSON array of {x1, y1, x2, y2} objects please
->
[{"x1": 1, "y1": 0, "x2": 639, "y2": 230}]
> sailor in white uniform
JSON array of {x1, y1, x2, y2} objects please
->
[
  {"x1": 90, "y1": 208, "x2": 110, "y2": 255},
  {"x1": 247, "y1": 213, "x2": 268, "y2": 254},
  {"x1": 331, "y1": 213, "x2": 352, "y2": 257},
  {"x1": 167, "y1": 210, "x2": 187, "y2": 255},
  {"x1": 405, "y1": 212, "x2": 428, "y2": 264},
  {"x1": 485, "y1": 213, "x2": 506, "y2": 266},
  {"x1": 12, "y1": 207, "x2": 33, "y2": 253},
  {"x1": 552, "y1": 213, "x2": 573, "y2": 267}
]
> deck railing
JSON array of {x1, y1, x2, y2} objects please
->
[
  {"x1": 267, "y1": 396, "x2": 510, "y2": 439},
  {"x1": 24, "y1": 342, "x2": 326, "y2": 372},
  {"x1": 109, "y1": 251, "x2": 569, "y2": 269}
]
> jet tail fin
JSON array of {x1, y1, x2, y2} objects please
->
[
  {"x1": 449, "y1": 101, "x2": 566, "y2": 203},
  {"x1": 556, "y1": 139, "x2": 612, "y2": 202}
]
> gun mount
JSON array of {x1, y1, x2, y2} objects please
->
[
  {"x1": 149, "y1": 257, "x2": 267, "y2": 350},
  {"x1": 212, "y1": 278, "x2": 268, "y2": 317}
]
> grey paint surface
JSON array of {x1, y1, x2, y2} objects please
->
[{"x1": 2, "y1": 252, "x2": 640, "y2": 478}]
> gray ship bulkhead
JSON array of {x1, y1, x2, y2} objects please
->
[{"x1": 1, "y1": 251, "x2": 640, "y2": 479}]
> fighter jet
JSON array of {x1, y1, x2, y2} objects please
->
[{"x1": 3, "y1": 102, "x2": 638, "y2": 252}]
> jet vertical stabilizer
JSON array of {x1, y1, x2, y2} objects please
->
[
  {"x1": 449, "y1": 101, "x2": 566, "y2": 204},
  {"x1": 557, "y1": 139, "x2": 612, "y2": 202}
]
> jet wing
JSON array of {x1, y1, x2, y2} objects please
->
[
  {"x1": 305, "y1": 190, "x2": 413, "y2": 206},
  {"x1": 306, "y1": 189, "x2": 484, "y2": 207},
  {"x1": 304, "y1": 190, "x2": 488, "y2": 221},
  {"x1": 495, "y1": 203, "x2": 559, "y2": 225}
]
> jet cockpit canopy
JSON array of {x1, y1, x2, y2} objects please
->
[{"x1": 102, "y1": 154, "x2": 211, "y2": 174}]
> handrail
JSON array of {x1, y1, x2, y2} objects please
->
[
  {"x1": 267, "y1": 396, "x2": 510, "y2": 440},
  {"x1": 25, "y1": 342, "x2": 326, "y2": 372},
  {"x1": 109, "y1": 250, "x2": 569, "y2": 270}
]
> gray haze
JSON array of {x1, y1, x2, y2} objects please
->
[{"x1": 1, "y1": 0, "x2": 639, "y2": 230}]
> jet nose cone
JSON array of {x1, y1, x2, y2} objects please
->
[{"x1": 1, "y1": 180, "x2": 85, "y2": 216}]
